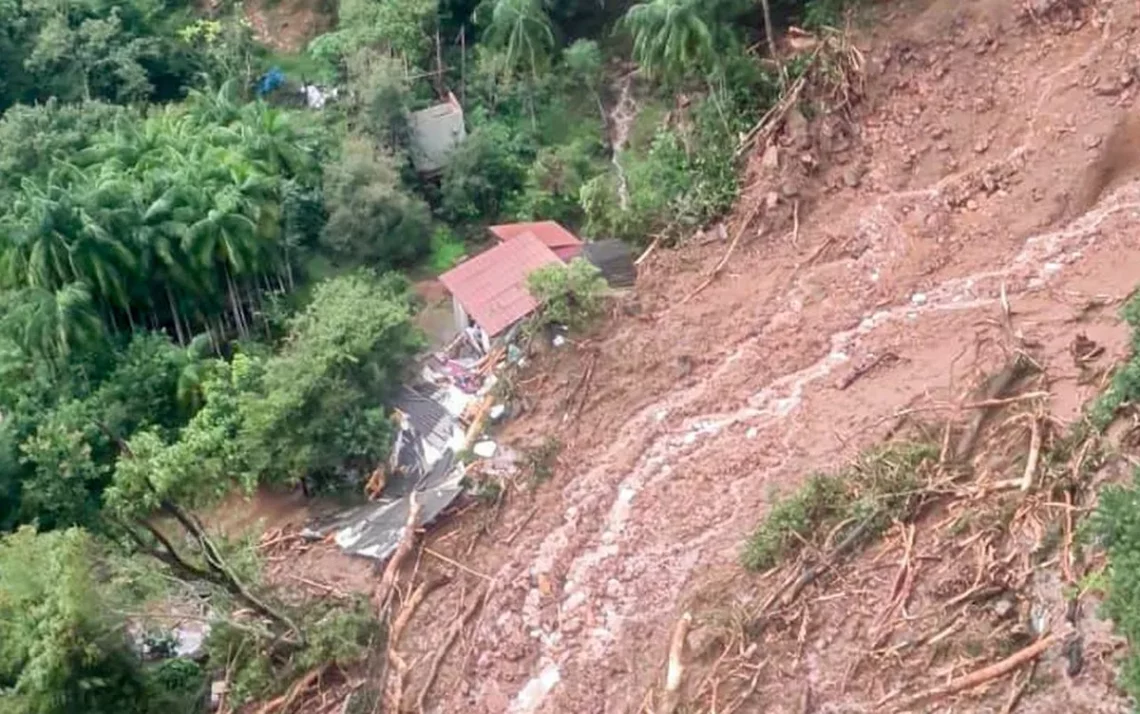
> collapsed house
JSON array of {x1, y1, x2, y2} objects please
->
[{"x1": 308, "y1": 225, "x2": 637, "y2": 562}]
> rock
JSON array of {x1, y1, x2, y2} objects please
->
[
  {"x1": 785, "y1": 107, "x2": 810, "y2": 148},
  {"x1": 911, "y1": 293, "x2": 927, "y2": 306},
  {"x1": 843, "y1": 165, "x2": 866, "y2": 188},
  {"x1": 937, "y1": 141, "x2": 952, "y2": 152},
  {"x1": 993, "y1": 599, "x2": 1015, "y2": 619},
  {"x1": 1083, "y1": 134, "x2": 1103, "y2": 150},
  {"x1": 974, "y1": 137, "x2": 990, "y2": 154},
  {"x1": 780, "y1": 180, "x2": 800, "y2": 198},
  {"x1": 966, "y1": 198, "x2": 979, "y2": 211},
  {"x1": 686, "y1": 625, "x2": 722, "y2": 659},
  {"x1": 760, "y1": 142, "x2": 779, "y2": 172},
  {"x1": 765, "y1": 191, "x2": 780, "y2": 209}
]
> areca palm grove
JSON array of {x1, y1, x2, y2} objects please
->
[{"x1": 0, "y1": 85, "x2": 322, "y2": 355}]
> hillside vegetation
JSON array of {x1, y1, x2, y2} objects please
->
[{"x1": 0, "y1": 0, "x2": 859, "y2": 711}]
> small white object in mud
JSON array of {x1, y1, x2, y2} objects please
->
[
  {"x1": 552, "y1": 334, "x2": 566, "y2": 347},
  {"x1": 911, "y1": 292, "x2": 928, "y2": 305},
  {"x1": 870, "y1": 271, "x2": 880, "y2": 282},
  {"x1": 746, "y1": 427, "x2": 759, "y2": 439},
  {"x1": 655, "y1": 409, "x2": 669, "y2": 422},
  {"x1": 490, "y1": 404, "x2": 507, "y2": 420},
  {"x1": 512, "y1": 663, "x2": 562, "y2": 713},
  {"x1": 473, "y1": 441, "x2": 498, "y2": 458}
]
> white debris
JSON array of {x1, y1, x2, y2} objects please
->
[
  {"x1": 473, "y1": 441, "x2": 498, "y2": 458},
  {"x1": 552, "y1": 334, "x2": 567, "y2": 348},
  {"x1": 911, "y1": 292, "x2": 928, "y2": 305},
  {"x1": 511, "y1": 663, "x2": 562, "y2": 713},
  {"x1": 490, "y1": 404, "x2": 507, "y2": 420}
]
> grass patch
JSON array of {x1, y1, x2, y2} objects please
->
[
  {"x1": 741, "y1": 442, "x2": 939, "y2": 571},
  {"x1": 427, "y1": 227, "x2": 466, "y2": 273}
]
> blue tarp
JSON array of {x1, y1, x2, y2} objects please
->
[{"x1": 257, "y1": 67, "x2": 286, "y2": 96}]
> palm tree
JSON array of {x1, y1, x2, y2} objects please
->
[
  {"x1": 621, "y1": 0, "x2": 717, "y2": 81},
  {"x1": 490, "y1": 0, "x2": 556, "y2": 80},
  {"x1": 12, "y1": 284, "x2": 106, "y2": 364}
]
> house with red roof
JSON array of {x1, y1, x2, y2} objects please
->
[
  {"x1": 438, "y1": 232, "x2": 564, "y2": 346},
  {"x1": 488, "y1": 221, "x2": 584, "y2": 261}
]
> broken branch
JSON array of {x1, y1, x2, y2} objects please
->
[
  {"x1": 416, "y1": 585, "x2": 490, "y2": 714},
  {"x1": 1020, "y1": 418, "x2": 1042, "y2": 491},
  {"x1": 681, "y1": 203, "x2": 764, "y2": 304}
]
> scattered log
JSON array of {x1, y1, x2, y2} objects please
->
[
  {"x1": 884, "y1": 634, "x2": 1056, "y2": 711},
  {"x1": 659, "y1": 612, "x2": 693, "y2": 714},
  {"x1": 374, "y1": 493, "x2": 423, "y2": 615}
]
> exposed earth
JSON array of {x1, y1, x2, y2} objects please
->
[{"x1": 237, "y1": 0, "x2": 1140, "y2": 711}]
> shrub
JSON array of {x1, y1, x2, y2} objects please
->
[
  {"x1": 321, "y1": 137, "x2": 433, "y2": 269},
  {"x1": 741, "y1": 442, "x2": 939, "y2": 571},
  {"x1": 428, "y1": 227, "x2": 467, "y2": 273},
  {"x1": 527, "y1": 259, "x2": 608, "y2": 330}
]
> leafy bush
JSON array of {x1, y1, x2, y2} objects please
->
[
  {"x1": 440, "y1": 120, "x2": 532, "y2": 229},
  {"x1": 322, "y1": 137, "x2": 434, "y2": 269},
  {"x1": 1090, "y1": 474, "x2": 1140, "y2": 698},
  {"x1": 1088, "y1": 288, "x2": 1140, "y2": 699},
  {"x1": 527, "y1": 259, "x2": 608, "y2": 330},
  {"x1": 143, "y1": 659, "x2": 207, "y2": 714},
  {"x1": 204, "y1": 597, "x2": 379, "y2": 708},
  {"x1": 511, "y1": 137, "x2": 605, "y2": 227}
]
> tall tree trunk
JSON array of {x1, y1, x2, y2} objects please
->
[
  {"x1": 759, "y1": 0, "x2": 782, "y2": 83},
  {"x1": 225, "y1": 268, "x2": 249, "y2": 340},
  {"x1": 166, "y1": 285, "x2": 187, "y2": 346}
]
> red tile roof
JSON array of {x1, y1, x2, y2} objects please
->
[
  {"x1": 439, "y1": 233, "x2": 563, "y2": 336},
  {"x1": 489, "y1": 221, "x2": 583, "y2": 251}
]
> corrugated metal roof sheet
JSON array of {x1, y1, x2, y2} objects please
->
[
  {"x1": 408, "y1": 93, "x2": 466, "y2": 174},
  {"x1": 583, "y1": 239, "x2": 636, "y2": 288},
  {"x1": 489, "y1": 221, "x2": 584, "y2": 254},
  {"x1": 439, "y1": 233, "x2": 563, "y2": 336}
]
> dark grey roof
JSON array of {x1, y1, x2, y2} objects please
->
[{"x1": 583, "y1": 240, "x2": 636, "y2": 288}]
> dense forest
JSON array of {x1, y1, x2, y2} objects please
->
[{"x1": 0, "y1": 0, "x2": 851, "y2": 711}]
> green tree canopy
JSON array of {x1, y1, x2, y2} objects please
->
[{"x1": 0, "y1": 527, "x2": 145, "y2": 714}]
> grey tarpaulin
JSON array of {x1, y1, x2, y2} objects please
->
[
  {"x1": 582, "y1": 239, "x2": 636, "y2": 288},
  {"x1": 302, "y1": 385, "x2": 466, "y2": 561}
]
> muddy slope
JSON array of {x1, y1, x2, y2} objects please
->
[{"x1": 396, "y1": 2, "x2": 1140, "y2": 712}]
